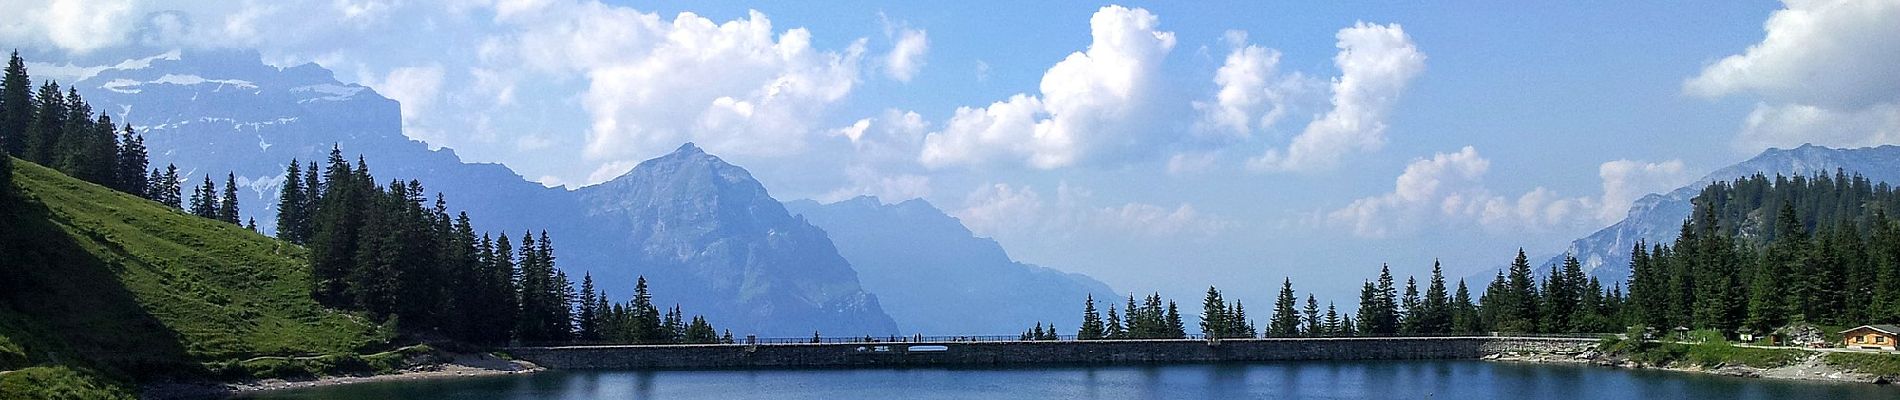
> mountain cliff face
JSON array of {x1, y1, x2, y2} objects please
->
[
  {"x1": 68, "y1": 49, "x2": 895, "y2": 337},
  {"x1": 575, "y1": 144, "x2": 897, "y2": 336},
  {"x1": 785, "y1": 197, "x2": 1117, "y2": 335},
  {"x1": 1547, "y1": 145, "x2": 1900, "y2": 284}
]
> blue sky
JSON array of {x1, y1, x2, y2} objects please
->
[{"x1": 5, "y1": 0, "x2": 1897, "y2": 309}]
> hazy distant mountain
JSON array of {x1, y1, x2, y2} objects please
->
[
  {"x1": 1546, "y1": 144, "x2": 1900, "y2": 284},
  {"x1": 576, "y1": 144, "x2": 897, "y2": 336},
  {"x1": 68, "y1": 49, "x2": 895, "y2": 337},
  {"x1": 786, "y1": 196, "x2": 1117, "y2": 335}
]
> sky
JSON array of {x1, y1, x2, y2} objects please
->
[{"x1": 4, "y1": 0, "x2": 1898, "y2": 309}]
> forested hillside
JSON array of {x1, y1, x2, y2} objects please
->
[{"x1": 1626, "y1": 172, "x2": 1900, "y2": 334}]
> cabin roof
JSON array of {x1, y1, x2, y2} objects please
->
[{"x1": 1840, "y1": 324, "x2": 1900, "y2": 335}]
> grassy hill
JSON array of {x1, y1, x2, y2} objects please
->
[{"x1": 1, "y1": 159, "x2": 394, "y2": 397}]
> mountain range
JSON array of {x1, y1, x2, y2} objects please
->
[
  {"x1": 60, "y1": 48, "x2": 1113, "y2": 337},
  {"x1": 1544, "y1": 144, "x2": 1900, "y2": 284},
  {"x1": 785, "y1": 196, "x2": 1117, "y2": 335}
]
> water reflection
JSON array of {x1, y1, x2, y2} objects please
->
[{"x1": 239, "y1": 360, "x2": 1900, "y2": 400}]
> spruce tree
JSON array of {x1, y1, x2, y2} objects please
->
[
  {"x1": 631, "y1": 276, "x2": 663, "y2": 343},
  {"x1": 114, "y1": 125, "x2": 147, "y2": 195},
  {"x1": 1078, "y1": 294, "x2": 1105, "y2": 340},
  {"x1": 492, "y1": 233, "x2": 519, "y2": 341},
  {"x1": 1164, "y1": 301, "x2": 1185, "y2": 339},
  {"x1": 1301, "y1": 294, "x2": 1320, "y2": 337},
  {"x1": 1368, "y1": 265, "x2": 1401, "y2": 335},
  {"x1": 189, "y1": 175, "x2": 216, "y2": 218},
  {"x1": 78, "y1": 114, "x2": 118, "y2": 186},
  {"x1": 1452, "y1": 280, "x2": 1478, "y2": 333},
  {"x1": 276, "y1": 160, "x2": 305, "y2": 243},
  {"x1": 1356, "y1": 281, "x2": 1377, "y2": 335},
  {"x1": 24, "y1": 81, "x2": 63, "y2": 164},
  {"x1": 1502, "y1": 249, "x2": 1541, "y2": 332},
  {"x1": 1322, "y1": 302, "x2": 1341, "y2": 336},
  {"x1": 158, "y1": 164, "x2": 181, "y2": 208},
  {"x1": 308, "y1": 146, "x2": 361, "y2": 306},
  {"x1": 1399, "y1": 276, "x2": 1421, "y2": 334},
  {"x1": 578, "y1": 273, "x2": 600, "y2": 341},
  {"x1": 1419, "y1": 261, "x2": 1453, "y2": 334},
  {"x1": 1199, "y1": 287, "x2": 1228, "y2": 338},
  {"x1": 1230, "y1": 301, "x2": 1255, "y2": 337},
  {"x1": 1269, "y1": 278, "x2": 1300, "y2": 337},
  {"x1": 1105, "y1": 305, "x2": 1125, "y2": 339},
  {"x1": 1124, "y1": 294, "x2": 1144, "y2": 338},
  {"x1": 219, "y1": 172, "x2": 241, "y2": 223},
  {"x1": 1, "y1": 51, "x2": 31, "y2": 158}
]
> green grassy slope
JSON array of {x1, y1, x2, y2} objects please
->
[{"x1": 1, "y1": 159, "x2": 391, "y2": 395}]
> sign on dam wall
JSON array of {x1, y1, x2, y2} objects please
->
[{"x1": 505, "y1": 337, "x2": 1599, "y2": 369}]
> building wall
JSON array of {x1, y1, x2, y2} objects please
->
[
  {"x1": 1843, "y1": 329, "x2": 1897, "y2": 349},
  {"x1": 506, "y1": 337, "x2": 1598, "y2": 369}
]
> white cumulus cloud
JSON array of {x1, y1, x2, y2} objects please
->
[
  {"x1": 956, "y1": 182, "x2": 1227, "y2": 240},
  {"x1": 1250, "y1": 22, "x2": 1424, "y2": 172},
  {"x1": 884, "y1": 27, "x2": 929, "y2": 82},
  {"x1": 1684, "y1": 0, "x2": 1900, "y2": 150},
  {"x1": 919, "y1": 5, "x2": 1176, "y2": 169},
  {"x1": 1595, "y1": 159, "x2": 1691, "y2": 223},
  {"x1": 1192, "y1": 30, "x2": 1304, "y2": 140},
  {"x1": 1326, "y1": 147, "x2": 1692, "y2": 238}
]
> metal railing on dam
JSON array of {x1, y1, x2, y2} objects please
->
[{"x1": 504, "y1": 336, "x2": 1602, "y2": 369}]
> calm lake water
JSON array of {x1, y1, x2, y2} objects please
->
[{"x1": 238, "y1": 360, "x2": 1900, "y2": 399}]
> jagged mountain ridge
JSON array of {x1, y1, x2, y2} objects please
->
[
  {"x1": 1546, "y1": 144, "x2": 1900, "y2": 284},
  {"x1": 66, "y1": 49, "x2": 895, "y2": 336},
  {"x1": 785, "y1": 196, "x2": 1117, "y2": 335}
]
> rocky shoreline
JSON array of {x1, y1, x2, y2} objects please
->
[
  {"x1": 141, "y1": 353, "x2": 542, "y2": 399},
  {"x1": 1484, "y1": 348, "x2": 1892, "y2": 385}
]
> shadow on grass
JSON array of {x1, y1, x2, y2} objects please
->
[{"x1": 0, "y1": 182, "x2": 215, "y2": 391}]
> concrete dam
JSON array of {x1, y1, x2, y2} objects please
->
[{"x1": 506, "y1": 336, "x2": 1599, "y2": 369}]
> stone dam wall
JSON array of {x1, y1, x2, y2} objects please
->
[{"x1": 506, "y1": 337, "x2": 1597, "y2": 369}]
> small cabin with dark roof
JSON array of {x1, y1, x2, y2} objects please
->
[{"x1": 1841, "y1": 325, "x2": 1900, "y2": 350}]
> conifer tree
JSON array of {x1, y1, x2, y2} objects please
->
[
  {"x1": 189, "y1": 175, "x2": 217, "y2": 218},
  {"x1": 578, "y1": 273, "x2": 601, "y2": 341},
  {"x1": 1451, "y1": 280, "x2": 1478, "y2": 333},
  {"x1": 1356, "y1": 281, "x2": 1377, "y2": 335},
  {"x1": 1125, "y1": 294, "x2": 1146, "y2": 338},
  {"x1": 491, "y1": 233, "x2": 519, "y2": 341},
  {"x1": 1502, "y1": 249, "x2": 1541, "y2": 332},
  {"x1": 1105, "y1": 305, "x2": 1125, "y2": 339},
  {"x1": 157, "y1": 164, "x2": 181, "y2": 208},
  {"x1": 1399, "y1": 276, "x2": 1421, "y2": 334},
  {"x1": 1230, "y1": 301, "x2": 1255, "y2": 337},
  {"x1": 24, "y1": 81, "x2": 63, "y2": 164},
  {"x1": 53, "y1": 88, "x2": 94, "y2": 176},
  {"x1": 1199, "y1": 287, "x2": 1228, "y2": 338},
  {"x1": 1322, "y1": 302, "x2": 1341, "y2": 336},
  {"x1": 1, "y1": 51, "x2": 31, "y2": 158},
  {"x1": 631, "y1": 276, "x2": 663, "y2": 343},
  {"x1": 1361, "y1": 265, "x2": 1401, "y2": 335},
  {"x1": 1301, "y1": 294, "x2": 1320, "y2": 337},
  {"x1": 76, "y1": 114, "x2": 118, "y2": 186},
  {"x1": 1078, "y1": 294, "x2": 1105, "y2": 340},
  {"x1": 1418, "y1": 261, "x2": 1453, "y2": 334},
  {"x1": 114, "y1": 125, "x2": 147, "y2": 195},
  {"x1": 1165, "y1": 301, "x2": 1185, "y2": 339},
  {"x1": 276, "y1": 161, "x2": 306, "y2": 243},
  {"x1": 1269, "y1": 278, "x2": 1301, "y2": 337},
  {"x1": 219, "y1": 172, "x2": 241, "y2": 224},
  {"x1": 308, "y1": 146, "x2": 361, "y2": 306}
]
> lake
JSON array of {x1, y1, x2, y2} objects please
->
[{"x1": 238, "y1": 360, "x2": 1900, "y2": 399}]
